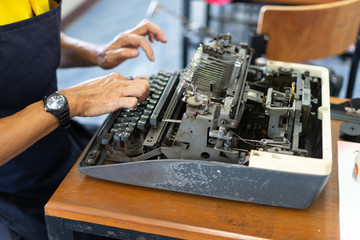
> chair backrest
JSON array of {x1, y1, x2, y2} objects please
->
[{"x1": 257, "y1": 0, "x2": 360, "y2": 62}]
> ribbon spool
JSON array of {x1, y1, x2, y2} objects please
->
[{"x1": 339, "y1": 122, "x2": 360, "y2": 143}]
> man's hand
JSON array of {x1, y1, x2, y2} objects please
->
[
  {"x1": 97, "y1": 19, "x2": 168, "y2": 69},
  {"x1": 0, "y1": 73, "x2": 149, "y2": 165},
  {"x1": 59, "y1": 73, "x2": 150, "y2": 117},
  {"x1": 60, "y1": 19, "x2": 167, "y2": 69}
]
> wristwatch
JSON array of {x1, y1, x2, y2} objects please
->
[{"x1": 43, "y1": 92, "x2": 71, "y2": 129}]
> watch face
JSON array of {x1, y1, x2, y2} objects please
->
[{"x1": 46, "y1": 94, "x2": 65, "y2": 110}]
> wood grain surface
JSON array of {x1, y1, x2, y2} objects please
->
[{"x1": 257, "y1": 0, "x2": 360, "y2": 62}]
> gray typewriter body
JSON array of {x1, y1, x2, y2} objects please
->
[{"x1": 78, "y1": 35, "x2": 332, "y2": 209}]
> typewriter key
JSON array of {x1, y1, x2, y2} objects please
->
[
  {"x1": 117, "y1": 122, "x2": 128, "y2": 128},
  {"x1": 121, "y1": 132, "x2": 131, "y2": 141},
  {"x1": 110, "y1": 128, "x2": 119, "y2": 133},
  {"x1": 113, "y1": 123, "x2": 123, "y2": 128},
  {"x1": 128, "y1": 122, "x2": 137, "y2": 128},
  {"x1": 151, "y1": 94, "x2": 160, "y2": 99},
  {"x1": 140, "y1": 100, "x2": 149, "y2": 106},
  {"x1": 141, "y1": 114, "x2": 150, "y2": 120},
  {"x1": 154, "y1": 90, "x2": 163, "y2": 95},
  {"x1": 142, "y1": 109, "x2": 152, "y2": 116},
  {"x1": 113, "y1": 127, "x2": 125, "y2": 133},
  {"x1": 137, "y1": 106, "x2": 146, "y2": 111},
  {"x1": 132, "y1": 112, "x2": 141, "y2": 117},
  {"x1": 137, "y1": 119, "x2": 147, "y2": 130},
  {"x1": 129, "y1": 116, "x2": 140, "y2": 122},
  {"x1": 158, "y1": 81, "x2": 167, "y2": 87},
  {"x1": 147, "y1": 104, "x2": 155, "y2": 110},
  {"x1": 149, "y1": 99, "x2": 158, "y2": 105},
  {"x1": 125, "y1": 126, "x2": 134, "y2": 132},
  {"x1": 158, "y1": 75, "x2": 167, "y2": 81},
  {"x1": 114, "y1": 132, "x2": 125, "y2": 141},
  {"x1": 119, "y1": 111, "x2": 130, "y2": 117},
  {"x1": 120, "y1": 117, "x2": 130, "y2": 123},
  {"x1": 156, "y1": 85, "x2": 165, "y2": 91}
]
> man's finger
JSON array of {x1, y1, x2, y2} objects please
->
[
  {"x1": 147, "y1": 24, "x2": 167, "y2": 43},
  {"x1": 132, "y1": 20, "x2": 168, "y2": 43},
  {"x1": 131, "y1": 35, "x2": 154, "y2": 61},
  {"x1": 149, "y1": 32, "x2": 155, "y2": 43},
  {"x1": 112, "y1": 48, "x2": 139, "y2": 60},
  {"x1": 114, "y1": 34, "x2": 155, "y2": 62},
  {"x1": 116, "y1": 97, "x2": 139, "y2": 110},
  {"x1": 118, "y1": 84, "x2": 149, "y2": 102}
]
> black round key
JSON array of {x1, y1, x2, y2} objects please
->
[
  {"x1": 113, "y1": 123, "x2": 123, "y2": 128},
  {"x1": 158, "y1": 81, "x2": 167, "y2": 87},
  {"x1": 149, "y1": 99, "x2": 158, "y2": 105},
  {"x1": 147, "y1": 104, "x2": 155, "y2": 110},
  {"x1": 121, "y1": 132, "x2": 131, "y2": 141},
  {"x1": 111, "y1": 127, "x2": 125, "y2": 133},
  {"x1": 152, "y1": 94, "x2": 160, "y2": 99},
  {"x1": 120, "y1": 117, "x2": 130, "y2": 123},
  {"x1": 114, "y1": 132, "x2": 125, "y2": 141},
  {"x1": 129, "y1": 117, "x2": 139, "y2": 123},
  {"x1": 156, "y1": 85, "x2": 165, "y2": 91},
  {"x1": 125, "y1": 126, "x2": 134, "y2": 133},
  {"x1": 141, "y1": 115, "x2": 150, "y2": 120},
  {"x1": 142, "y1": 109, "x2": 152, "y2": 116},
  {"x1": 128, "y1": 122, "x2": 137, "y2": 128},
  {"x1": 110, "y1": 128, "x2": 119, "y2": 133}
]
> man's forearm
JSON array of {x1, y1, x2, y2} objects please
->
[
  {"x1": 0, "y1": 101, "x2": 59, "y2": 166},
  {"x1": 60, "y1": 32, "x2": 102, "y2": 68},
  {"x1": 59, "y1": 20, "x2": 168, "y2": 69}
]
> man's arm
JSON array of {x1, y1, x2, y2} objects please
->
[
  {"x1": 0, "y1": 19, "x2": 167, "y2": 166},
  {"x1": 0, "y1": 101, "x2": 59, "y2": 166},
  {"x1": 0, "y1": 73, "x2": 149, "y2": 166},
  {"x1": 60, "y1": 19, "x2": 167, "y2": 69}
]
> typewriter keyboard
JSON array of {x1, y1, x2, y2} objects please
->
[{"x1": 88, "y1": 70, "x2": 179, "y2": 162}]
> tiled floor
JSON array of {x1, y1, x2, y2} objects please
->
[{"x1": 58, "y1": 0, "x2": 359, "y2": 125}]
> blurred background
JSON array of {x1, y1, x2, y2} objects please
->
[{"x1": 58, "y1": 0, "x2": 359, "y2": 125}]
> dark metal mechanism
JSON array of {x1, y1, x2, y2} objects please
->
[{"x1": 78, "y1": 35, "x2": 328, "y2": 209}]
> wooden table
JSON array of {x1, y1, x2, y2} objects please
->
[{"x1": 45, "y1": 100, "x2": 342, "y2": 240}]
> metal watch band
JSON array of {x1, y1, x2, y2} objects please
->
[{"x1": 58, "y1": 109, "x2": 71, "y2": 129}]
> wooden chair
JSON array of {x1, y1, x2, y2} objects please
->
[{"x1": 256, "y1": 0, "x2": 360, "y2": 98}]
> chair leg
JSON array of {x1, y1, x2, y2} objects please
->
[{"x1": 346, "y1": 31, "x2": 360, "y2": 98}]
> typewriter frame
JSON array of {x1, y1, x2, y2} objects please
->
[{"x1": 78, "y1": 59, "x2": 331, "y2": 209}]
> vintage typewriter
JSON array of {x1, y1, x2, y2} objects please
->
[{"x1": 78, "y1": 34, "x2": 332, "y2": 209}]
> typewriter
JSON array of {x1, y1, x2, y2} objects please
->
[{"x1": 78, "y1": 34, "x2": 332, "y2": 209}]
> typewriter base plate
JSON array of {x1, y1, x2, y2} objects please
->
[{"x1": 78, "y1": 159, "x2": 328, "y2": 209}]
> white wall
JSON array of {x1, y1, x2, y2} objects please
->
[{"x1": 61, "y1": 0, "x2": 87, "y2": 18}]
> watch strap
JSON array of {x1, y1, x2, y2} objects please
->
[{"x1": 57, "y1": 103, "x2": 71, "y2": 129}]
